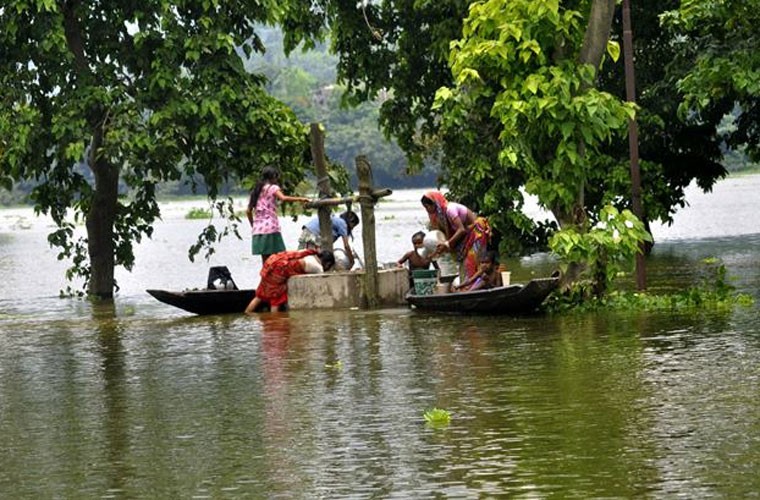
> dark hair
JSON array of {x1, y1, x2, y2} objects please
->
[
  {"x1": 481, "y1": 250, "x2": 499, "y2": 264},
  {"x1": 318, "y1": 250, "x2": 335, "y2": 271},
  {"x1": 420, "y1": 195, "x2": 435, "y2": 207},
  {"x1": 340, "y1": 210, "x2": 360, "y2": 238},
  {"x1": 248, "y1": 166, "x2": 280, "y2": 210},
  {"x1": 412, "y1": 231, "x2": 425, "y2": 242}
]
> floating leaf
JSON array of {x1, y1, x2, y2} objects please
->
[{"x1": 424, "y1": 407, "x2": 452, "y2": 427}]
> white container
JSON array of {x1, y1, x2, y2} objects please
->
[
  {"x1": 333, "y1": 248, "x2": 351, "y2": 271},
  {"x1": 423, "y1": 230, "x2": 446, "y2": 256},
  {"x1": 501, "y1": 271, "x2": 511, "y2": 286}
]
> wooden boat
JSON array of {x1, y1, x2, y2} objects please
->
[
  {"x1": 146, "y1": 288, "x2": 255, "y2": 316},
  {"x1": 146, "y1": 265, "x2": 272, "y2": 316},
  {"x1": 405, "y1": 276, "x2": 560, "y2": 315}
]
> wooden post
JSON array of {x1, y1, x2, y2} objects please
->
[
  {"x1": 622, "y1": 0, "x2": 646, "y2": 290},
  {"x1": 310, "y1": 123, "x2": 334, "y2": 253},
  {"x1": 356, "y1": 155, "x2": 378, "y2": 309}
]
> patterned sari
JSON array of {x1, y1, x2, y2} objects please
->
[
  {"x1": 422, "y1": 191, "x2": 491, "y2": 283},
  {"x1": 256, "y1": 249, "x2": 318, "y2": 307}
]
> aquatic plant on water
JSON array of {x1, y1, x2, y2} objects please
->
[
  {"x1": 547, "y1": 257, "x2": 754, "y2": 313},
  {"x1": 185, "y1": 207, "x2": 212, "y2": 219},
  {"x1": 424, "y1": 408, "x2": 451, "y2": 427},
  {"x1": 324, "y1": 360, "x2": 343, "y2": 370}
]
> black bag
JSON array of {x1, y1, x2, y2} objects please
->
[{"x1": 207, "y1": 266, "x2": 238, "y2": 290}]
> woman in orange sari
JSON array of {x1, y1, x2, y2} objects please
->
[
  {"x1": 421, "y1": 191, "x2": 491, "y2": 284},
  {"x1": 245, "y1": 249, "x2": 335, "y2": 313}
]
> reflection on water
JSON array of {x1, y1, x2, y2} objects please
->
[
  {"x1": 2, "y1": 304, "x2": 758, "y2": 497},
  {"x1": 1, "y1": 178, "x2": 759, "y2": 497}
]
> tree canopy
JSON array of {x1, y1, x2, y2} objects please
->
[
  {"x1": 1, "y1": 1, "x2": 311, "y2": 297},
  {"x1": 665, "y1": 0, "x2": 760, "y2": 161},
  {"x1": 596, "y1": 0, "x2": 730, "y2": 228}
]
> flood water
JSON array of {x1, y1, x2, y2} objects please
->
[{"x1": 1, "y1": 178, "x2": 759, "y2": 498}]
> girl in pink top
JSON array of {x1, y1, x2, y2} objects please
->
[{"x1": 247, "y1": 167, "x2": 310, "y2": 265}]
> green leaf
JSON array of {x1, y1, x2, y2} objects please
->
[{"x1": 606, "y1": 40, "x2": 620, "y2": 63}]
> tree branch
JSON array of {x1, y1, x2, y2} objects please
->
[{"x1": 62, "y1": 0, "x2": 89, "y2": 77}]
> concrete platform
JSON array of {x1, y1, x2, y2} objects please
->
[{"x1": 288, "y1": 267, "x2": 408, "y2": 309}]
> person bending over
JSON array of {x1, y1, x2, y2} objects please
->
[
  {"x1": 298, "y1": 211, "x2": 359, "y2": 269},
  {"x1": 245, "y1": 249, "x2": 335, "y2": 314}
]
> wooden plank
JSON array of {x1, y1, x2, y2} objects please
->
[{"x1": 303, "y1": 189, "x2": 392, "y2": 209}]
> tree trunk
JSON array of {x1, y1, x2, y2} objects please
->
[
  {"x1": 86, "y1": 157, "x2": 119, "y2": 299},
  {"x1": 579, "y1": 0, "x2": 616, "y2": 72},
  {"x1": 555, "y1": 0, "x2": 616, "y2": 292},
  {"x1": 63, "y1": 1, "x2": 119, "y2": 298}
]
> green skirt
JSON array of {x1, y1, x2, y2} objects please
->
[{"x1": 252, "y1": 233, "x2": 286, "y2": 255}]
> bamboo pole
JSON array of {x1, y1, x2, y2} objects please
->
[
  {"x1": 356, "y1": 155, "x2": 378, "y2": 309},
  {"x1": 310, "y1": 123, "x2": 334, "y2": 253}
]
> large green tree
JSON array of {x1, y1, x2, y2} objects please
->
[
  {"x1": 277, "y1": 0, "x2": 744, "y2": 257},
  {"x1": 0, "y1": 1, "x2": 310, "y2": 298},
  {"x1": 439, "y1": 0, "x2": 628, "y2": 218}
]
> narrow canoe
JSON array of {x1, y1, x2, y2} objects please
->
[
  {"x1": 146, "y1": 288, "x2": 255, "y2": 316},
  {"x1": 405, "y1": 276, "x2": 559, "y2": 315}
]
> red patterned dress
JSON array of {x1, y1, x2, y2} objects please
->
[{"x1": 255, "y1": 249, "x2": 318, "y2": 307}]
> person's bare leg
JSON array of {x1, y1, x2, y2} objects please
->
[{"x1": 245, "y1": 296, "x2": 262, "y2": 314}]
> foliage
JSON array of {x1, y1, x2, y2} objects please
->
[
  {"x1": 246, "y1": 27, "x2": 437, "y2": 188},
  {"x1": 549, "y1": 205, "x2": 651, "y2": 296},
  {"x1": 324, "y1": 360, "x2": 343, "y2": 370},
  {"x1": 594, "y1": 0, "x2": 730, "y2": 228},
  {"x1": 278, "y1": 0, "x2": 471, "y2": 170},
  {"x1": 435, "y1": 0, "x2": 633, "y2": 234},
  {"x1": 663, "y1": 0, "x2": 760, "y2": 162},
  {"x1": 0, "y1": 1, "x2": 311, "y2": 296},
  {"x1": 276, "y1": 1, "x2": 757, "y2": 262},
  {"x1": 423, "y1": 407, "x2": 452, "y2": 427},
  {"x1": 548, "y1": 257, "x2": 754, "y2": 313}
]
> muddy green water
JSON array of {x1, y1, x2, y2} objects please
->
[{"x1": 1, "y1": 180, "x2": 759, "y2": 498}]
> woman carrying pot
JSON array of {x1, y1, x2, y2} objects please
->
[{"x1": 421, "y1": 191, "x2": 491, "y2": 284}]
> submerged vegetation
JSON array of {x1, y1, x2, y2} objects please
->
[{"x1": 547, "y1": 258, "x2": 754, "y2": 314}]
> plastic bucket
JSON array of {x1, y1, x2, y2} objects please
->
[
  {"x1": 412, "y1": 269, "x2": 438, "y2": 295},
  {"x1": 412, "y1": 269, "x2": 438, "y2": 280}
]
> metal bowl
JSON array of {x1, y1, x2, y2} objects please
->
[{"x1": 333, "y1": 248, "x2": 352, "y2": 271}]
